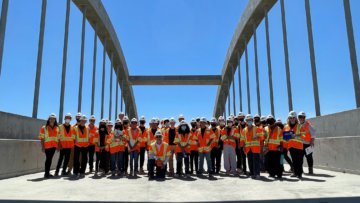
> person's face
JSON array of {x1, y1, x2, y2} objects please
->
[
  {"x1": 200, "y1": 122, "x2": 206, "y2": 128},
  {"x1": 107, "y1": 125, "x2": 113, "y2": 132},
  {"x1": 80, "y1": 120, "x2": 86, "y2": 126},
  {"x1": 164, "y1": 121, "x2": 170, "y2": 127},
  {"x1": 298, "y1": 116, "x2": 305, "y2": 123},
  {"x1": 64, "y1": 117, "x2": 71, "y2": 124},
  {"x1": 89, "y1": 119, "x2": 95, "y2": 125},
  {"x1": 211, "y1": 122, "x2": 217, "y2": 128},
  {"x1": 239, "y1": 116, "x2": 245, "y2": 125},
  {"x1": 119, "y1": 115, "x2": 124, "y2": 120},
  {"x1": 156, "y1": 136, "x2": 162, "y2": 143},
  {"x1": 49, "y1": 118, "x2": 55, "y2": 125},
  {"x1": 227, "y1": 121, "x2": 233, "y2": 127},
  {"x1": 179, "y1": 118, "x2": 184, "y2": 123},
  {"x1": 170, "y1": 122, "x2": 175, "y2": 127},
  {"x1": 254, "y1": 117, "x2": 260, "y2": 126},
  {"x1": 140, "y1": 120, "x2": 145, "y2": 126},
  {"x1": 76, "y1": 116, "x2": 81, "y2": 122},
  {"x1": 290, "y1": 117, "x2": 297, "y2": 124},
  {"x1": 131, "y1": 122, "x2": 137, "y2": 129}
]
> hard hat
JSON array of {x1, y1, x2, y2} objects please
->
[
  {"x1": 179, "y1": 120, "x2": 188, "y2": 126},
  {"x1": 80, "y1": 115, "x2": 87, "y2": 121},
  {"x1": 155, "y1": 118, "x2": 160, "y2": 123},
  {"x1": 196, "y1": 117, "x2": 201, "y2": 121},
  {"x1": 169, "y1": 117, "x2": 176, "y2": 123},
  {"x1": 218, "y1": 116, "x2": 225, "y2": 121},
  {"x1": 76, "y1": 112, "x2": 82, "y2": 117},
  {"x1": 123, "y1": 116, "x2": 129, "y2": 121},
  {"x1": 119, "y1": 112, "x2": 125, "y2": 116},
  {"x1": 89, "y1": 115, "x2": 96, "y2": 120},
  {"x1": 163, "y1": 118, "x2": 169, "y2": 122},
  {"x1": 115, "y1": 119, "x2": 121, "y2": 124},
  {"x1": 226, "y1": 116, "x2": 233, "y2": 121},
  {"x1": 298, "y1": 111, "x2": 306, "y2": 117},
  {"x1": 107, "y1": 121, "x2": 114, "y2": 126},
  {"x1": 230, "y1": 114, "x2": 235, "y2": 120},
  {"x1": 190, "y1": 118, "x2": 196, "y2": 123},
  {"x1": 155, "y1": 131, "x2": 162, "y2": 137},
  {"x1": 260, "y1": 116, "x2": 266, "y2": 122},
  {"x1": 210, "y1": 117, "x2": 217, "y2": 123},
  {"x1": 140, "y1": 116, "x2": 146, "y2": 121},
  {"x1": 288, "y1": 111, "x2": 297, "y2": 118},
  {"x1": 48, "y1": 113, "x2": 57, "y2": 119},
  {"x1": 65, "y1": 113, "x2": 72, "y2": 118},
  {"x1": 131, "y1": 118, "x2": 138, "y2": 123},
  {"x1": 254, "y1": 114, "x2": 260, "y2": 118},
  {"x1": 245, "y1": 114, "x2": 253, "y2": 121},
  {"x1": 150, "y1": 117, "x2": 157, "y2": 124},
  {"x1": 178, "y1": 114, "x2": 185, "y2": 120},
  {"x1": 276, "y1": 118, "x2": 282, "y2": 123},
  {"x1": 267, "y1": 115, "x2": 274, "y2": 120},
  {"x1": 100, "y1": 118, "x2": 107, "y2": 123},
  {"x1": 200, "y1": 117, "x2": 207, "y2": 123},
  {"x1": 238, "y1": 112, "x2": 245, "y2": 117}
]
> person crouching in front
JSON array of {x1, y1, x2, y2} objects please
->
[{"x1": 148, "y1": 131, "x2": 171, "y2": 181}]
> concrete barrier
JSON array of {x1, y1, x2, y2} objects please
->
[{"x1": 0, "y1": 139, "x2": 59, "y2": 179}]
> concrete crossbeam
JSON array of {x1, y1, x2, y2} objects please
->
[{"x1": 129, "y1": 75, "x2": 222, "y2": 85}]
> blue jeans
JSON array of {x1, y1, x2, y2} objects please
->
[
  {"x1": 110, "y1": 151, "x2": 124, "y2": 172},
  {"x1": 129, "y1": 151, "x2": 139, "y2": 172},
  {"x1": 198, "y1": 152, "x2": 213, "y2": 174}
]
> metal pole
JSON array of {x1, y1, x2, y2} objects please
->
[
  {"x1": 228, "y1": 79, "x2": 231, "y2": 116},
  {"x1": 77, "y1": 6, "x2": 87, "y2": 112},
  {"x1": 59, "y1": 0, "x2": 70, "y2": 123},
  {"x1": 253, "y1": 24, "x2": 261, "y2": 115},
  {"x1": 115, "y1": 67, "x2": 118, "y2": 120},
  {"x1": 224, "y1": 92, "x2": 227, "y2": 119},
  {"x1": 280, "y1": 0, "x2": 293, "y2": 111},
  {"x1": 232, "y1": 65, "x2": 236, "y2": 115},
  {"x1": 0, "y1": 0, "x2": 9, "y2": 77},
  {"x1": 265, "y1": 9, "x2": 275, "y2": 117},
  {"x1": 245, "y1": 39, "x2": 251, "y2": 114},
  {"x1": 90, "y1": 24, "x2": 97, "y2": 116},
  {"x1": 343, "y1": 0, "x2": 360, "y2": 108},
  {"x1": 109, "y1": 53, "x2": 113, "y2": 120},
  {"x1": 101, "y1": 40, "x2": 106, "y2": 118},
  {"x1": 32, "y1": 0, "x2": 47, "y2": 118},
  {"x1": 120, "y1": 79, "x2": 123, "y2": 112},
  {"x1": 238, "y1": 52, "x2": 243, "y2": 112}
]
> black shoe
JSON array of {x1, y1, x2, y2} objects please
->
[
  {"x1": 290, "y1": 174, "x2": 297, "y2": 178},
  {"x1": 148, "y1": 176, "x2": 155, "y2": 181},
  {"x1": 308, "y1": 167, "x2": 314, "y2": 175},
  {"x1": 44, "y1": 174, "x2": 53, "y2": 179}
]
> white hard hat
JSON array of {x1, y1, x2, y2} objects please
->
[
  {"x1": 260, "y1": 116, "x2": 266, "y2": 122},
  {"x1": 107, "y1": 121, "x2": 114, "y2": 126},
  {"x1": 140, "y1": 116, "x2": 146, "y2": 121},
  {"x1": 267, "y1": 115, "x2": 274, "y2": 120},
  {"x1": 210, "y1": 117, "x2": 217, "y2": 123},
  {"x1": 288, "y1": 111, "x2": 297, "y2": 118},
  {"x1": 131, "y1": 118, "x2": 138, "y2": 123},
  {"x1": 179, "y1": 120, "x2": 188, "y2": 126},
  {"x1": 65, "y1": 113, "x2": 72, "y2": 118},
  {"x1": 48, "y1": 113, "x2": 57, "y2": 119},
  {"x1": 238, "y1": 112, "x2": 245, "y2": 117},
  {"x1": 119, "y1": 112, "x2": 125, "y2": 116},
  {"x1": 100, "y1": 118, "x2": 107, "y2": 123},
  {"x1": 178, "y1": 114, "x2": 185, "y2": 120},
  {"x1": 155, "y1": 131, "x2": 162, "y2": 137},
  {"x1": 169, "y1": 117, "x2": 176, "y2": 123},
  {"x1": 218, "y1": 116, "x2": 225, "y2": 121},
  {"x1": 89, "y1": 115, "x2": 96, "y2": 120},
  {"x1": 254, "y1": 114, "x2": 260, "y2": 118},
  {"x1": 298, "y1": 111, "x2": 306, "y2": 117},
  {"x1": 80, "y1": 115, "x2": 87, "y2": 121},
  {"x1": 76, "y1": 112, "x2": 82, "y2": 117},
  {"x1": 200, "y1": 117, "x2": 207, "y2": 123},
  {"x1": 155, "y1": 117, "x2": 160, "y2": 123},
  {"x1": 226, "y1": 116, "x2": 233, "y2": 122},
  {"x1": 190, "y1": 118, "x2": 196, "y2": 123},
  {"x1": 123, "y1": 116, "x2": 129, "y2": 121},
  {"x1": 150, "y1": 117, "x2": 157, "y2": 124},
  {"x1": 115, "y1": 119, "x2": 121, "y2": 124},
  {"x1": 276, "y1": 118, "x2": 282, "y2": 123},
  {"x1": 245, "y1": 114, "x2": 253, "y2": 121}
]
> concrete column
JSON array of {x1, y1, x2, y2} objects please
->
[
  {"x1": 305, "y1": 0, "x2": 321, "y2": 116},
  {"x1": 32, "y1": 0, "x2": 47, "y2": 118},
  {"x1": 109, "y1": 53, "x2": 113, "y2": 120},
  {"x1": 101, "y1": 40, "x2": 106, "y2": 118},
  {"x1": 90, "y1": 24, "x2": 97, "y2": 116},
  {"x1": 343, "y1": 0, "x2": 360, "y2": 108},
  {"x1": 238, "y1": 52, "x2": 243, "y2": 112},
  {"x1": 115, "y1": 67, "x2": 119, "y2": 120},
  {"x1": 232, "y1": 65, "x2": 236, "y2": 115},
  {"x1": 280, "y1": 0, "x2": 293, "y2": 112},
  {"x1": 253, "y1": 24, "x2": 261, "y2": 115},
  {"x1": 0, "y1": 0, "x2": 9, "y2": 77},
  {"x1": 77, "y1": 6, "x2": 87, "y2": 112},
  {"x1": 59, "y1": 0, "x2": 70, "y2": 123},
  {"x1": 245, "y1": 39, "x2": 251, "y2": 114},
  {"x1": 265, "y1": 9, "x2": 275, "y2": 117}
]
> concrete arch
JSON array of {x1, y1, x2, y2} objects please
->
[
  {"x1": 72, "y1": 0, "x2": 137, "y2": 118},
  {"x1": 213, "y1": 0, "x2": 277, "y2": 117}
]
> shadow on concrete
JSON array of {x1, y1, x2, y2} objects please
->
[
  {"x1": 304, "y1": 173, "x2": 336, "y2": 178},
  {"x1": 1, "y1": 197, "x2": 360, "y2": 203}
]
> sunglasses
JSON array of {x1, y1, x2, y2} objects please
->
[{"x1": 298, "y1": 116, "x2": 305, "y2": 119}]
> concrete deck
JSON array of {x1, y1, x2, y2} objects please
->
[{"x1": 0, "y1": 166, "x2": 359, "y2": 202}]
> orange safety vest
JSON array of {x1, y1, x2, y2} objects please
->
[
  {"x1": 244, "y1": 125, "x2": 264, "y2": 154},
  {"x1": 88, "y1": 125, "x2": 98, "y2": 146},
  {"x1": 220, "y1": 127, "x2": 237, "y2": 149},
  {"x1": 38, "y1": 125, "x2": 59, "y2": 149},
  {"x1": 235, "y1": 126, "x2": 246, "y2": 147},
  {"x1": 301, "y1": 121, "x2": 312, "y2": 144},
  {"x1": 126, "y1": 128, "x2": 141, "y2": 152},
  {"x1": 196, "y1": 128, "x2": 215, "y2": 153},
  {"x1": 174, "y1": 133, "x2": 191, "y2": 153},
  {"x1": 189, "y1": 129, "x2": 199, "y2": 151},
  {"x1": 139, "y1": 127, "x2": 148, "y2": 148},
  {"x1": 59, "y1": 124, "x2": 74, "y2": 149},
  {"x1": 73, "y1": 125, "x2": 90, "y2": 148},
  {"x1": 106, "y1": 131, "x2": 127, "y2": 154},
  {"x1": 162, "y1": 128, "x2": 170, "y2": 143},
  {"x1": 210, "y1": 127, "x2": 221, "y2": 148},
  {"x1": 147, "y1": 128, "x2": 159, "y2": 150},
  {"x1": 265, "y1": 126, "x2": 283, "y2": 151},
  {"x1": 150, "y1": 142, "x2": 171, "y2": 161},
  {"x1": 284, "y1": 123, "x2": 305, "y2": 150}
]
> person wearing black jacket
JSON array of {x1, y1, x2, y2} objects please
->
[{"x1": 97, "y1": 119, "x2": 109, "y2": 175}]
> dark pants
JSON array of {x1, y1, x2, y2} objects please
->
[
  {"x1": 73, "y1": 146, "x2": 88, "y2": 175},
  {"x1": 237, "y1": 147, "x2": 247, "y2": 172},
  {"x1": 95, "y1": 151, "x2": 101, "y2": 172},
  {"x1": 303, "y1": 144, "x2": 314, "y2": 168},
  {"x1": 176, "y1": 152, "x2": 190, "y2": 175},
  {"x1": 110, "y1": 151, "x2": 124, "y2": 172},
  {"x1": 247, "y1": 151, "x2": 260, "y2": 176},
  {"x1": 139, "y1": 147, "x2": 146, "y2": 169},
  {"x1": 283, "y1": 148, "x2": 293, "y2": 169},
  {"x1": 44, "y1": 147, "x2": 56, "y2": 176},
  {"x1": 267, "y1": 151, "x2": 282, "y2": 178},
  {"x1": 148, "y1": 159, "x2": 167, "y2": 179},
  {"x1": 123, "y1": 148, "x2": 129, "y2": 173},
  {"x1": 190, "y1": 150, "x2": 199, "y2": 173},
  {"x1": 88, "y1": 145, "x2": 95, "y2": 171},
  {"x1": 56, "y1": 148, "x2": 71, "y2": 173},
  {"x1": 211, "y1": 147, "x2": 222, "y2": 173},
  {"x1": 99, "y1": 148, "x2": 109, "y2": 173},
  {"x1": 289, "y1": 148, "x2": 304, "y2": 177}
]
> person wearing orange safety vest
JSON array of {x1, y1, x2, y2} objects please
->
[
  {"x1": 196, "y1": 117, "x2": 215, "y2": 177},
  {"x1": 122, "y1": 116, "x2": 130, "y2": 175},
  {"x1": 38, "y1": 113, "x2": 60, "y2": 178},
  {"x1": 72, "y1": 115, "x2": 90, "y2": 178},
  {"x1": 55, "y1": 113, "x2": 74, "y2": 176},
  {"x1": 235, "y1": 112, "x2": 247, "y2": 175},
  {"x1": 138, "y1": 116, "x2": 148, "y2": 174},
  {"x1": 148, "y1": 131, "x2": 171, "y2": 180},
  {"x1": 162, "y1": 117, "x2": 177, "y2": 176},
  {"x1": 221, "y1": 116, "x2": 238, "y2": 175},
  {"x1": 243, "y1": 114, "x2": 265, "y2": 179},
  {"x1": 125, "y1": 118, "x2": 141, "y2": 176},
  {"x1": 87, "y1": 115, "x2": 98, "y2": 173},
  {"x1": 174, "y1": 120, "x2": 192, "y2": 178},
  {"x1": 285, "y1": 111, "x2": 306, "y2": 179},
  {"x1": 264, "y1": 115, "x2": 283, "y2": 179},
  {"x1": 107, "y1": 121, "x2": 128, "y2": 176},
  {"x1": 189, "y1": 118, "x2": 199, "y2": 174},
  {"x1": 147, "y1": 118, "x2": 159, "y2": 150},
  {"x1": 67, "y1": 112, "x2": 82, "y2": 174},
  {"x1": 210, "y1": 117, "x2": 221, "y2": 174},
  {"x1": 298, "y1": 111, "x2": 316, "y2": 175}
]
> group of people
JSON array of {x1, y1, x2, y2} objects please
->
[{"x1": 39, "y1": 111, "x2": 315, "y2": 181}]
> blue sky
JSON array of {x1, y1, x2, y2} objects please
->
[{"x1": 0, "y1": 0, "x2": 359, "y2": 124}]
